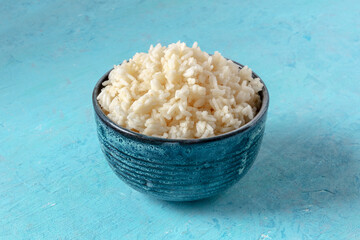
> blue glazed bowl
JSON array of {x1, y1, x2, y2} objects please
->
[{"x1": 92, "y1": 61, "x2": 269, "y2": 201}]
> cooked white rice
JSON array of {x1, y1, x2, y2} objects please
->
[{"x1": 97, "y1": 42, "x2": 263, "y2": 139}]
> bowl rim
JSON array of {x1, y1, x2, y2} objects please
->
[{"x1": 92, "y1": 60, "x2": 269, "y2": 144}]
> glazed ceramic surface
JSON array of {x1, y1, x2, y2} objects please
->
[{"x1": 92, "y1": 62, "x2": 269, "y2": 201}]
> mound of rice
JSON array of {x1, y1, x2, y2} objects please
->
[{"x1": 97, "y1": 42, "x2": 263, "y2": 139}]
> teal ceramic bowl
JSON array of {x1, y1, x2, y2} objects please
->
[{"x1": 92, "y1": 61, "x2": 269, "y2": 201}]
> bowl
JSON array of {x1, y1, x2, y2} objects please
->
[{"x1": 92, "y1": 61, "x2": 269, "y2": 201}]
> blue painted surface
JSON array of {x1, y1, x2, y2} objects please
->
[{"x1": 0, "y1": 0, "x2": 359, "y2": 239}]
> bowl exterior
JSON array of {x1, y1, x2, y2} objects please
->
[{"x1": 95, "y1": 112, "x2": 267, "y2": 201}]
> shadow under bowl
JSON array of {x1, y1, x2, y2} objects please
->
[{"x1": 92, "y1": 61, "x2": 269, "y2": 201}]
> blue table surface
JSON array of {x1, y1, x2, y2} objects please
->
[{"x1": 1, "y1": 0, "x2": 359, "y2": 239}]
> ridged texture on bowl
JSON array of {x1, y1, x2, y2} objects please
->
[{"x1": 95, "y1": 112, "x2": 267, "y2": 201}]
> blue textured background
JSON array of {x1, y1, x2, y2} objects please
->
[{"x1": 1, "y1": 0, "x2": 359, "y2": 239}]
